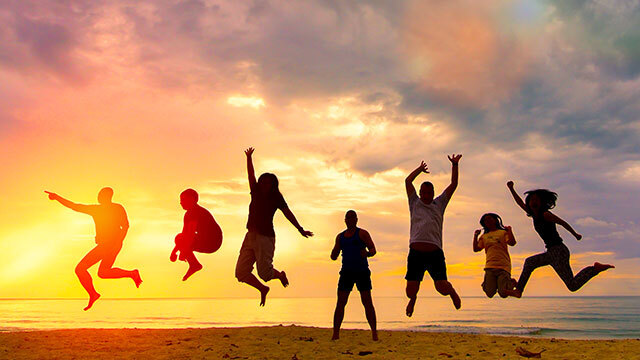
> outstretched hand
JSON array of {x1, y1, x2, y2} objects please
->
[
  {"x1": 300, "y1": 229, "x2": 314, "y2": 238},
  {"x1": 417, "y1": 161, "x2": 429, "y2": 174},
  {"x1": 44, "y1": 191, "x2": 59, "y2": 201},
  {"x1": 447, "y1": 154, "x2": 462, "y2": 164},
  {"x1": 507, "y1": 180, "x2": 514, "y2": 189},
  {"x1": 575, "y1": 233, "x2": 582, "y2": 241},
  {"x1": 245, "y1": 147, "x2": 255, "y2": 157}
]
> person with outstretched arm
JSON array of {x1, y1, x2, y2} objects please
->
[
  {"x1": 507, "y1": 181, "x2": 614, "y2": 297},
  {"x1": 404, "y1": 155, "x2": 462, "y2": 317},
  {"x1": 45, "y1": 188, "x2": 141, "y2": 311},
  {"x1": 235, "y1": 147, "x2": 313, "y2": 306}
]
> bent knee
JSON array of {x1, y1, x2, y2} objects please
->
[
  {"x1": 74, "y1": 265, "x2": 87, "y2": 275},
  {"x1": 257, "y1": 268, "x2": 274, "y2": 282},
  {"x1": 483, "y1": 289, "x2": 496, "y2": 298},
  {"x1": 497, "y1": 291, "x2": 508, "y2": 298}
]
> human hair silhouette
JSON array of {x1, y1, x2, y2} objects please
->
[
  {"x1": 235, "y1": 147, "x2": 313, "y2": 306},
  {"x1": 170, "y1": 188, "x2": 223, "y2": 281},
  {"x1": 404, "y1": 155, "x2": 462, "y2": 317},
  {"x1": 44, "y1": 188, "x2": 142, "y2": 311},
  {"x1": 507, "y1": 181, "x2": 614, "y2": 297},
  {"x1": 330, "y1": 210, "x2": 378, "y2": 341}
]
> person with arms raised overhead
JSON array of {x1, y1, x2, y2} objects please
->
[
  {"x1": 404, "y1": 155, "x2": 462, "y2": 317},
  {"x1": 235, "y1": 147, "x2": 313, "y2": 306},
  {"x1": 330, "y1": 210, "x2": 378, "y2": 341},
  {"x1": 170, "y1": 188, "x2": 223, "y2": 281},
  {"x1": 45, "y1": 187, "x2": 142, "y2": 311}
]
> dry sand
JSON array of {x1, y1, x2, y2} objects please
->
[{"x1": 1, "y1": 325, "x2": 638, "y2": 359}]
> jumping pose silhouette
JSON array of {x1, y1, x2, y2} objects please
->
[
  {"x1": 507, "y1": 181, "x2": 614, "y2": 297},
  {"x1": 45, "y1": 188, "x2": 142, "y2": 310},
  {"x1": 330, "y1": 210, "x2": 378, "y2": 341},
  {"x1": 473, "y1": 213, "x2": 520, "y2": 298},
  {"x1": 235, "y1": 147, "x2": 313, "y2": 306},
  {"x1": 170, "y1": 189, "x2": 223, "y2": 281},
  {"x1": 404, "y1": 155, "x2": 462, "y2": 317}
]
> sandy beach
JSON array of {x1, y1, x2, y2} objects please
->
[{"x1": 1, "y1": 325, "x2": 638, "y2": 360}]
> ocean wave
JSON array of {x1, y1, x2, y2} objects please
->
[{"x1": 411, "y1": 324, "x2": 542, "y2": 336}]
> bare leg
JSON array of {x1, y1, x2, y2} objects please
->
[
  {"x1": 332, "y1": 291, "x2": 350, "y2": 340},
  {"x1": 274, "y1": 269, "x2": 289, "y2": 287},
  {"x1": 75, "y1": 246, "x2": 104, "y2": 311},
  {"x1": 434, "y1": 280, "x2": 461, "y2": 309},
  {"x1": 405, "y1": 281, "x2": 420, "y2": 317},
  {"x1": 170, "y1": 244, "x2": 179, "y2": 262},
  {"x1": 359, "y1": 291, "x2": 378, "y2": 341},
  {"x1": 182, "y1": 251, "x2": 203, "y2": 281},
  {"x1": 97, "y1": 243, "x2": 141, "y2": 287},
  {"x1": 239, "y1": 273, "x2": 270, "y2": 306}
]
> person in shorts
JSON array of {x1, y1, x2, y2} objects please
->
[
  {"x1": 472, "y1": 213, "x2": 519, "y2": 298},
  {"x1": 330, "y1": 210, "x2": 377, "y2": 341},
  {"x1": 404, "y1": 155, "x2": 462, "y2": 317}
]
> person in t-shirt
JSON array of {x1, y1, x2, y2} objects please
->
[
  {"x1": 330, "y1": 210, "x2": 378, "y2": 341},
  {"x1": 235, "y1": 147, "x2": 313, "y2": 306},
  {"x1": 171, "y1": 188, "x2": 223, "y2": 281},
  {"x1": 472, "y1": 213, "x2": 520, "y2": 298},
  {"x1": 404, "y1": 155, "x2": 462, "y2": 317},
  {"x1": 45, "y1": 188, "x2": 142, "y2": 311}
]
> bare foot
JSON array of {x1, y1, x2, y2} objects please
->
[
  {"x1": 594, "y1": 262, "x2": 614, "y2": 273},
  {"x1": 406, "y1": 297, "x2": 416, "y2": 317},
  {"x1": 182, "y1": 263, "x2": 203, "y2": 281},
  {"x1": 279, "y1": 271, "x2": 289, "y2": 288},
  {"x1": 451, "y1": 291, "x2": 461, "y2": 310},
  {"x1": 512, "y1": 289, "x2": 522, "y2": 298},
  {"x1": 84, "y1": 292, "x2": 101, "y2": 311},
  {"x1": 170, "y1": 252, "x2": 178, "y2": 262},
  {"x1": 132, "y1": 269, "x2": 143, "y2": 288},
  {"x1": 331, "y1": 332, "x2": 339, "y2": 340},
  {"x1": 372, "y1": 331, "x2": 378, "y2": 341},
  {"x1": 260, "y1": 286, "x2": 270, "y2": 306}
]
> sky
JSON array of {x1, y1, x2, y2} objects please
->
[{"x1": 0, "y1": 0, "x2": 639, "y2": 300}]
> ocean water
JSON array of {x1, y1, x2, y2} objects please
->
[{"x1": 0, "y1": 296, "x2": 638, "y2": 339}]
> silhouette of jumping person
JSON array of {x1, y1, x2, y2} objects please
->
[
  {"x1": 404, "y1": 155, "x2": 462, "y2": 317},
  {"x1": 235, "y1": 147, "x2": 313, "y2": 306},
  {"x1": 507, "y1": 181, "x2": 614, "y2": 297},
  {"x1": 45, "y1": 188, "x2": 142, "y2": 311},
  {"x1": 331, "y1": 210, "x2": 378, "y2": 341},
  {"x1": 170, "y1": 188, "x2": 223, "y2": 281}
]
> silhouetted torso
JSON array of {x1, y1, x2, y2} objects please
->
[
  {"x1": 83, "y1": 203, "x2": 128, "y2": 245},
  {"x1": 532, "y1": 213, "x2": 563, "y2": 248},
  {"x1": 184, "y1": 204, "x2": 222, "y2": 239},
  {"x1": 339, "y1": 228, "x2": 369, "y2": 272},
  {"x1": 246, "y1": 185, "x2": 287, "y2": 237}
]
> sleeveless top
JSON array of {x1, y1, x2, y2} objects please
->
[
  {"x1": 533, "y1": 212, "x2": 563, "y2": 248},
  {"x1": 340, "y1": 228, "x2": 369, "y2": 272}
]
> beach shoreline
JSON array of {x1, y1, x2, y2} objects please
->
[{"x1": 1, "y1": 325, "x2": 639, "y2": 359}]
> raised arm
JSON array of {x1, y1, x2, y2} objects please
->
[
  {"x1": 330, "y1": 234, "x2": 341, "y2": 260},
  {"x1": 360, "y1": 229, "x2": 377, "y2": 258},
  {"x1": 506, "y1": 181, "x2": 529, "y2": 214},
  {"x1": 444, "y1": 154, "x2": 461, "y2": 199},
  {"x1": 405, "y1": 161, "x2": 429, "y2": 197},
  {"x1": 543, "y1": 212, "x2": 582, "y2": 240},
  {"x1": 44, "y1": 191, "x2": 91, "y2": 214},
  {"x1": 505, "y1": 225, "x2": 516, "y2": 246},
  {"x1": 281, "y1": 207, "x2": 313, "y2": 237},
  {"x1": 472, "y1": 229, "x2": 483, "y2": 252},
  {"x1": 245, "y1": 147, "x2": 257, "y2": 190}
]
